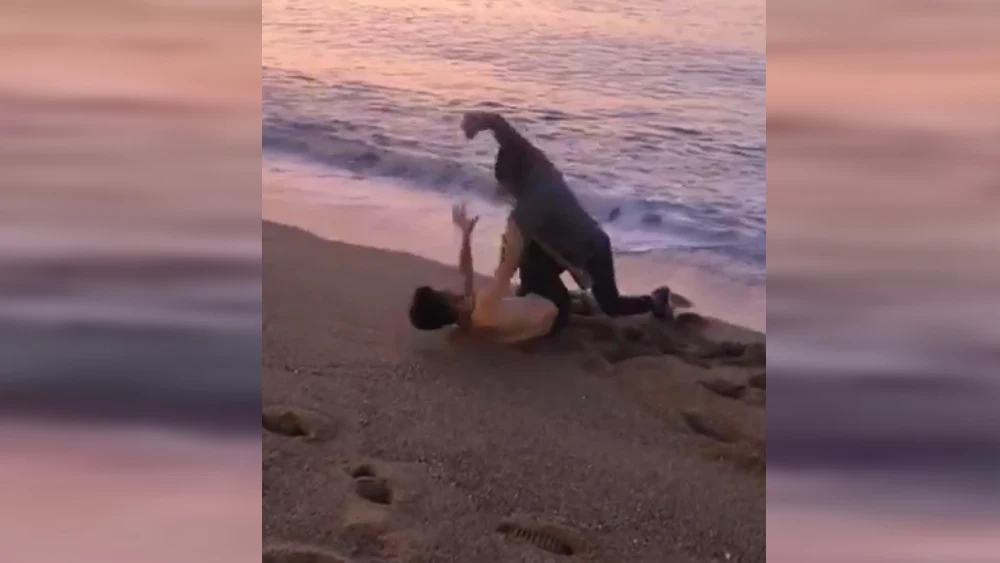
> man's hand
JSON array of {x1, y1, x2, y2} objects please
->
[
  {"x1": 452, "y1": 203, "x2": 480, "y2": 235},
  {"x1": 453, "y1": 203, "x2": 479, "y2": 301},
  {"x1": 461, "y1": 111, "x2": 498, "y2": 140}
]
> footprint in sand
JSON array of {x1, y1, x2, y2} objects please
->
[
  {"x1": 262, "y1": 543, "x2": 354, "y2": 563},
  {"x1": 680, "y1": 409, "x2": 741, "y2": 444},
  {"x1": 698, "y1": 377, "x2": 747, "y2": 399},
  {"x1": 349, "y1": 464, "x2": 394, "y2": 505},
  {"x1": 339, "y1": 464, "x2": 399, "y2": 548},
  {"x1": 496, "y1": 519, "x2": 589, "y2": 557},
  {"x1": 262, "y1": 406, "x2": 335, "y2": 442}
]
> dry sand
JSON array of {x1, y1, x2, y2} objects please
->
[{"x1": 262, "y1": 220, "x2": 765, "y2": 563}]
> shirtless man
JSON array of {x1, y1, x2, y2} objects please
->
[
  {"x1": 408, "y1": 203, "x2": 558, "y2": 344},
  {"x1": 459, "y1": 110, "x2": 672, "y2": 334}
]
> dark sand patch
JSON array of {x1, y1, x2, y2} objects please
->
[
  {"x1": 262, "y1": 406, "x2": 335, "y2": 442},
  {"x1": 699, "y1": 377, "x2": 748, "y2": 399},
  {"x1": 565, "y1": 295, "x2": 765, "y2": 378},
  {"x1": 354, "y1": 476, "x2": 393, "y2": 505},
  {"x1": 614, "y1": 355, "x2": 766, "y2": 474},
  {"x1": 682, "y1": 409, "x2": 743, "y2": 443}
]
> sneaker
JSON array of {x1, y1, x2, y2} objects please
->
[
  {"x1": 670, "y1": 291, "x2": 693, "y2": 308},
  {"x1": 650, "y1": 286, "x2": 674, "y2": 321}
]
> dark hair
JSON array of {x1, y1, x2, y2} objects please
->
[{"x1": 408, "y1": 286, "x2": 457, "y2": 330}]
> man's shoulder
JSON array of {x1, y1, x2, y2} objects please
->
[
  {"x1": 525, "y1": 162, "x2": 569, "y2": 190},
  {"x1": 515, "y1": 173, "x2": 575, "y2": 211}
]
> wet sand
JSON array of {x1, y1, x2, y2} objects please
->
[{"x1": 262, "y1": 220, "x2": 765, "y2": 562}]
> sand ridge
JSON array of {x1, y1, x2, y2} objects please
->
[{"x1": 263, "y1": 221, "x2": 765, "y2": 563}]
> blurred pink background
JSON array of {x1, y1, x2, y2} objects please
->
[
  {"x1": 0, "y1": 426, "x2": 259, "y2": 563},
  {"x1": 768, "y1": 0, "x2": 1000, "y2": 561},
  {"x1": 1, "y1": 1, "x2": 259, "y2": 562}
]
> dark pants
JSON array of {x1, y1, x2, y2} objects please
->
[{"x1": 516, "y1": 234, "x2": 653, "y2": 336}]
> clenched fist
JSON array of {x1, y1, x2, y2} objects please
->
[{"x1": 460, "y1": 111, "x2": 498, "y2": 139}]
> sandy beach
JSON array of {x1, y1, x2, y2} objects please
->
[{"x1": 262, "y1": 220, "x2": 765, "y2": 563}]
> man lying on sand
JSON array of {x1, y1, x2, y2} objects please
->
[
  {"x1": 409, "y1": 203, "x2": 671, "y2": 344},
  {"x1": 457, "y1": 110, "x2": 673, "y2": 330},
  {"x1": 409, "y1": 203, "x2": 561, "y2": 344},
  {"x1": 408, "y1": 110, "x2": 675, "y2": 343}
]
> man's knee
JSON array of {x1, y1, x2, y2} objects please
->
[{"x1": 590, "y1": 286, "x2": 620, "y2": 317}]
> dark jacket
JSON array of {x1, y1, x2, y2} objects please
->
[{"x1": 496, "y1": 142, "x2": 605, "y2": 269}]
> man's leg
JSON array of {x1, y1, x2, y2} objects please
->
[
  {"x1": 586, "y1": 234, "x2": 671, "y2": 319},
  {"x1": 518, "y1": 241, "x2": 572, "y2": 335}
]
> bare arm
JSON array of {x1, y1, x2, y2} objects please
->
[
  {"x1": 494, "y1": 215, "x2": 525, "y2": 286},
  {"x1": 452, "y1": 204, "x2": 480, "y2": 298},
  {"x1": 458, "y1": 221, "x2": 475, "y2": 298},
  {"x1": 451, "y1": 204, "x2": 480, "y2": 331},
  {"x1": 475, "y1": 216, "x2": 525, "y2": 323}
]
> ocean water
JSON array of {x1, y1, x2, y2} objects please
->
[{"x1": 262, "y1": 0, "x2": 767, "y2": 294}]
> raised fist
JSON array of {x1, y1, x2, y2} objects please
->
[{"x1": 460, "y1": 111, "x2": 496, "y2": 139}]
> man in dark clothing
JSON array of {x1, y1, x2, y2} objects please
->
[{"x1": 461, "y1": 111, "x2": 672, "y2": 336}]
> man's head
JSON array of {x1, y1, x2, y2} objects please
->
[{"x1": 408, "y1": 286, "x2": 461, "y2": 330}]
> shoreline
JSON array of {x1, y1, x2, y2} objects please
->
[{"x1": 263, "y1": 166, "x2": 766, "y2": 333}]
